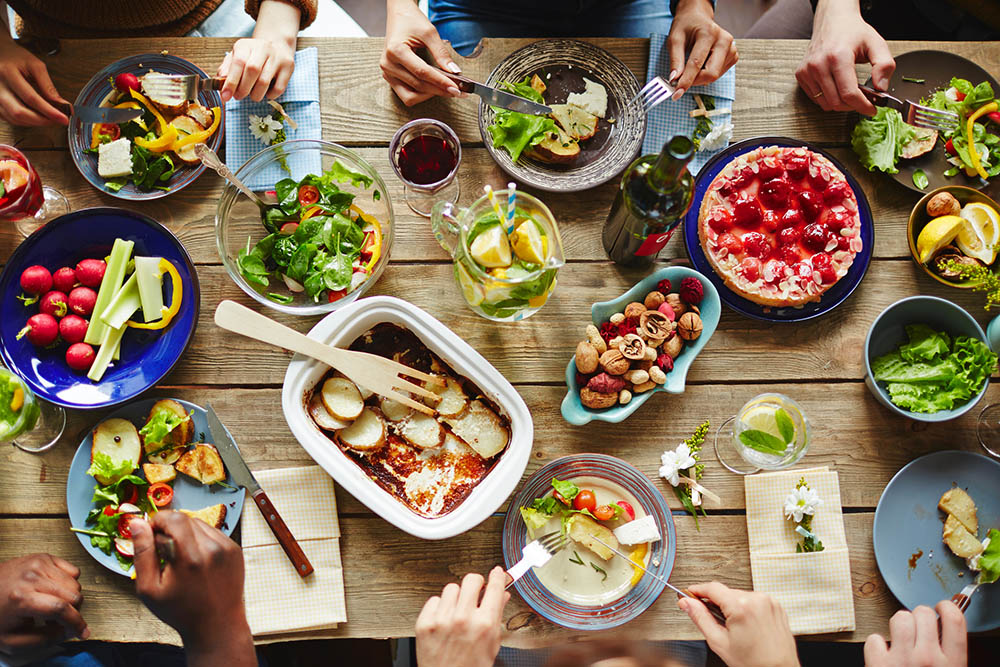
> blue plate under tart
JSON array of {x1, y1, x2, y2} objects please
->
[{"x1": 683, "y1": 136, "x2": 875, "y2": 322}]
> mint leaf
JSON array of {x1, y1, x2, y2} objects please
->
[
  {"x1": 774, "y1": 409, "x2": 795, "y2": 445},
  {"x1": 739, "y1": 429, "x2": 787, "y2": 455}
]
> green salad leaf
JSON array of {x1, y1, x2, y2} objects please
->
[
  {"x1": 980, "y1": 528, "x2": 1000, "y2": 584},
  {"x1": 550, "y1": 477, "x2": 579, "y2": 501},
  {"x1": 487, "y1": 110, "x2": 557, "y2": 162},
  {"x1": 86, "y1": 452, "x2": 135, "y2": 486},
  {"x1": 519, "y1": 507, "x2": 551, "y2": 537},
  {"x1": 139, "y1": 408, "x2": 190, "y2": 448},
  {"x1": 851, "y1": 107, "x2": 916, "y2": 174}
]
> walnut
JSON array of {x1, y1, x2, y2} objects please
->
[
  {"x1": 580, "y1": 387, "x2": 617, "y2": 409},
  {"x1": 610, "y1": 312, "x2": 625, "y2": 325},
  {"x1": 619, "y1": 389, "x2": 632, "y2": 405},
  {"x1": 624, "y1": 369, "x2": 649, "y2": 385},
  {"x1": 585, "y1": 324, "x2": 607, "y2": 354},
  {"x1": 663, "y1": 334, "x2": 684, "y2": 359},
  {"x1": 618, "y1": 333, "x2": 647, "y2": 360},
  {"x1": 926, "y1": 192, "x2": 961, "y2": 218},
  {"x1": 599, "y1": 349, "x2": 630, "y2": 375},
  {"x1": 632, "y1": 380, "x2": 656, "y2": 393},
  {"x1": 649, "y1": 366, "x2": 667, "y2": 384},
  {"x1": 644, "y1": 291, "x2": 665, "y2": 310},
  {"x1": 665, "y1": 293, "x2": 688, "y2": 318},
  {"x1": 587, "y1": 372, "x2": 626, "y2": 394},
  {"x1": 639, "y1": 310, "x2": 673, "y2": 341},
  {"x1": 623, "y1": 302, "x2": 647, "y2": 319},
  {"x1": 678, "y1": 312, "x2": 703, "y2": 341},
  {"x1": 575, "y1": 341, "x2": 599, "y2": 374}
]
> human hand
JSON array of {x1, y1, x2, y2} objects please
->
[
  {"x1": 0, "y1": 38, "x2": 69, "y2": 126},
  {"x1": 667, "y1": 0, "x2": 738, "y2": 98},
  {"x1": 0, "y1": 554, "x2": 88, "y2": 654},
  {"x1": 217, "y1": 0, "x2": 299, "y2": 102},
  {"x1": 795, "y1": 0, "x2": 894, "y2": 115},
  {"x1": 132, "y1": 512, "x2": 253, "y2": 663},
  {"x1": 415, "y1": 566, "x2": 510, "y2": 667},
  {"x1": 382, "y1": 0, "x2": 463, "y2": 106},
  {"x1": 680, "y1": 582, "x2": 799, "y2": 667},
  {"x1": 864, "y1": 602, "x2": 967, "y2": 667}
]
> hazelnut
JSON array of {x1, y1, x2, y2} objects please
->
[
  {"x1": 649, "y1": 366, "x2": 667, "y2": 384},
  {"x1": 665, "y1": 293, "x2": 688, "y2": 317},
  {"x1": 599, "y1": 349, "x2": 630, "y2": 375},
  {"x1": 624, "y1": 369, "x2": 649, "y2": 385},
  {"x1": 664, "y1": 334, "x2": 684, "y2": 359},
  {"x1": 619, "y1": 389, "x2": 632, "y2": 405},
  {"x1": 618, "y1": 333, "x2": 647, "y2": 360},
  {"x1": 678, "y1": 312, "x2": 703, "y2": 341},
  {"x1": 623, "y1": 302, "x2": 647, "y2": 319},
  {"x1": 644, "y1": 291, "x2": 665, "y2": 310},
  {"x1": 585, "y1": 324, "x2": 607, "y2": 354},
  {"x1": 610, "y1": 312, "x2": 625, "y2": 325},
  {"x1": 575, "y1": 341, "x2": 599, "y2": 374},
  {"x1": 632, "y1": 380, "x2": 656, "y2": 393},
  {"x1": 580, "y1": 387, "x2": 617, "y2": 409},
  {"x1": 926, "y1": 192, "x2": 961, "y2": 218}
]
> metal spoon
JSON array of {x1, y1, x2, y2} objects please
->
[{"x1": 194, "y1": 143, "x2": 270, "y2": 209}]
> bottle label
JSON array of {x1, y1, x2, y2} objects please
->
[{"x1": 633, "y1": 229, "x2": 676, "y2": 256}]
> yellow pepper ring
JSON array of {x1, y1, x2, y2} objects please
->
[
  {"x1": 350, "y1": 205, "x2": 383, "y2": 271},
  {"x1": 171, "y1": 106, "x2": 221, "y2": 150},
  {"x1": 135, "y1": 125, "x2": 178, "y2": 153},
  {"x1": 128, "y1": 89, "x2": 170, "y2": 134},
  {"x1": 967, "y1": 101, "x2": 998, "y2": 180},
  {"x1": 126, "y1": 259, "x2": 183, "y2": 330},
  {"x1": 628, "y1": 542, "x2": 649, "y2": 588},
  {"x1": 300, "y1": 205, "x2": 322, "y2": 223}
]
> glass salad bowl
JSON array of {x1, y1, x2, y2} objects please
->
[{"x1": 216, "y1": 139, "x2": 394, "y2": 316}]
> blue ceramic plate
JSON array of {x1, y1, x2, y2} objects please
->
[
  {"x1": 66, "y1": 398, "x2": 245, "y2": 577},
  {"x1": 683, "y1": 137, "x2": 875, "y2": 322},
  {"x1": 69, "y1": 53, "x2": 223, "y2": 200},
  {"x1": 0, "y1": 208, "x2": 199, "y2": 409},
  {"x1": 502, "y1": 454, "x2": 676, "y2": 630},
  {"x1": 561, "y1": 266, "x2": 719, "y2": 425},
  {"x1": 873, "y1": 451, "x2": 1000, "y2": 631}
]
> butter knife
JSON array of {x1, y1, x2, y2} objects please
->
[
  {"x1": 57, "y1": 101, "x2": 142, "y2": 124},
  {"x1": 434, "y1": 67, "x2": 552, "y2": 116}
]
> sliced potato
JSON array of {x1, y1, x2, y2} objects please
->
[
  {"x1": 399, "y1": 412, "x2": 444, "y2": 450},
  {"x1": 309, "y1": 393, "x2": 351, "y2": 431},
  {"x1": 176, "y1": 444, "x2": 226, "y2": 485},
  {"x1": 143, "y1": 399, "x2": 193, "y2": 452},
  {"x1": 180, "y1": 503, "x2": 227, "y2": 529},
  {"x1": 146, "y1": 446, "x2": 184, "y2": 466},
  {"x1": 943, "y1": 514, "x2": 985, "y2": 559},
  {"x1": 91, "y1": 418, "x2": 142, "y2": 485},
  {"x1": 527, "y1": 126, "x2": 580, "y2": 164},
  {"x1": 321, "y1": 377, "x2": 364, "y2": 421},
  {"x1": 379, "y1": 395, "x2": 413, "y2": 422},
  {"x1": 550, "y1": 103, "x2": 599, "y2": 141},
  {"x1": 142, "y1": 463, "x2": 176, "y2": 484},
  {"x1": 901, "y1": 127, "x2": 938, "y2": 159},
  {"x1": 424, "y1": 376, "x2": 467, "y2": 417},
  {"x1": 140, "y1": 72, "x2": 189, "y2": 116},
  {"x1": 568, "y1": 514, "x2": 618, "y2": 560},
  {"x1": 169, "y1": 115, "x2": 205, "y2": 165},
  {"x1": 443, "y1": 400, "x2": 510, "y2": 459},
  {"x1": 939, "y1": 488, "x2": 978, "y2": 535},
  {"x1": 338, "y1": 407, "x2": 386, "y2": 452},
  {"x1": 184, "y1": 103, "x2": 214, "y2": 128},
  {"x1": 530, "y1": 74, "x2": 546, "y2": 96}
]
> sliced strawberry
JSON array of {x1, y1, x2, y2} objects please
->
[
  {"x1": 818, "y1": 265, "x2": 837, "y2": 283},
  {"x1": 778, "y1": 226, "x2": 802, "y2": 247},
  {"x1": 802, "y1": 223, "x2": 829, "y2": 252},
  {"x1": 742, "y1": 231, "x2": 771, "y2": 259},
  {"x1": 731, "y1": 165, "x2": 755, "y2": 189},
  {"x1": 708, "y1": 207, "x2": 733, "y2": 233},
  {"x1": 822, "y1": 180, "x2": 851, "y2": 205},
  {"x1": 760, "y1": 177, "x2": 791, "y2": 209},
  {"x1": 780, "y1": 245, "x2": 801, "y2": 265},
  {"x1": 812, "y1": 252, "x2": 832, "y2": 269},
  {"x1": 784, "y1": 154, "x2": 809, "y2": 180},
  {"x1": 837, "y1": 235, "x2": 851, "y2": 251},
  {"x1": 809, "y1": 166, "x2": 832, "y2": 191},
  {"x1": 757, "y1": 157, "x2": 784, "y2": 180},
  {"x1": 780, "y1": 208, "x2": 804, "y2": 229},
  {"x1": 762, "y1": 209, "x2": 780, "y2": 233}
]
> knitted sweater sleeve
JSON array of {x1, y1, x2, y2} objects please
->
[{"x1": 244, "y1": 0, "x2": 318, "y2": 30}]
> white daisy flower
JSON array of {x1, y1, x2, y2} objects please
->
[
  {"x1": 249, "y1": 114, "x2": 283, "y2": 144},
  {"x1": 783, "y1": 485, "x2": 822, "y2": 523},
  {"x1": 659, "y1": 443, "x2": 696, "y2": 487}
]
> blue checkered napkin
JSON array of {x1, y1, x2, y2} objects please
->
[
  {"x1": 642, "y1": 34, "x2": 736, "y2": 175},
  {"x1": 225, "y1": 47, "x2": 322, "y2": 190}
]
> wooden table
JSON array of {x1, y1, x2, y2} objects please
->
[{"x1": 1, "y1": 37, "x2": 998, "y2": 649}]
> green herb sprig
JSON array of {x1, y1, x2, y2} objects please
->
[
  {"x1": 939, "y1": 260, "x2": 1000, "y2": 309},
  {"x1": 739, "y1": 409, "x2": 795, "y2": 455}
]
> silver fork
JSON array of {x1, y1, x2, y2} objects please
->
[
  {"x1": 505, "y1": 531, "x2": 566, "y2": 589},
  {"x1": 859, "y1": 85, "x2": 959, "y2": 133},
  {"x1": 628, "y1": 76, "x2": 676, "y2": 114},
  {"x1": 141, "y1": 74, "x2": 224, "y2": 104}
]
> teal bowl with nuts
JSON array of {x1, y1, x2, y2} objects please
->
[{"x1": 560, "y1": 266, "x2": 720, "y2": 425}]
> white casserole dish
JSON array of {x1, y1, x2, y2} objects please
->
[{"x1": 282, "y1": 296, "x2": 533, "y2": 539}]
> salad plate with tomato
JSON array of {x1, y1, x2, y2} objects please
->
[{"x1": 66, "y1": 397, "x2": 245, "y2": 576}]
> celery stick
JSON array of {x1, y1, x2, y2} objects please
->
[
  {"x1": 84, "y1": 239, "x2": 134, "y2": 345},
  {"x1": 111, "y1": 334, "x2": 121, "y2": 362},
  {"x1": 100, "y1": 272, "x2": 141, "y2": 330},
  {"x1": 134, "y1": 257, "x2": 164, "y2": 322},
  {"x1": 87, "y1": 323, "x2": 127, "y2": 382}
]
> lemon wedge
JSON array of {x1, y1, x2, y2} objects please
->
[
  {"x1": 916, "y1": 215, "x2": 965, "y2": 264},
  {"x1": 454, "y1": 262, "x2": 484, "y2": 306},
  {"x1": 509, "y1": 220, "x2": 547, "y2": 265},
  {"x1": 959, "y1": 203, "x2": 1000, "y2": 264},
  {"x1": 469, "y1": 224, "x2": 512, "y2": 268}
]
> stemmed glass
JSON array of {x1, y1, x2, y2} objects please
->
[
  {"x1": 389, "y1": 119, "x2": 461, "y2": 217},
  {"x1": 0, "y1": 144, "x2": 70, "y2": 237},
  {"x1": 0, "y1": 365, "x2": 65, "y2": 453},
  {"x1": 715, "y1": 393, "x2": 811, "y2": 475},
  {"x1": 976, "y1": 403, "x2": 1000, "y2": 457}
]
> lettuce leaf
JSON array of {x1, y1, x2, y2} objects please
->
[
  {"x1": 851, "y1": 107, "x2": 916, "y2": 174},
  {"x1": 139, "y1": 409, "x2": 189, "y2": 448},
  {"x1": 980, "y1": 528, "x2": 1000, "y2": 584},
  {"x1": 86, "y1": 451, "x2": 135, "y2": 485},
  {"x1": 551, "y1": 477, "x2": 579, "y2": 501},
  {"x1": 498, "y1": 77, "x2": 544, "y2": 104},
  {"x1": 899, "y1": 324, "x2": 951, "y2": 362},
  {"x1": 487, "y1": 109, "x2": 556, "y2": 162},
  {"x1": 520, "y1": 507, "x2": 551, "y2": 537}
]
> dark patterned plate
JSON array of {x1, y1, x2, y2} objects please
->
[{"x1": 478, "y1": 39, "x2": 644, "y2": 192}]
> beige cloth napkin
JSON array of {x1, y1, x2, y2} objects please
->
[
  {"x1": 242, "y1": 465, "x2": 347, "y2": 636},
  {"x1": 744, "y1": 466, "x2": 855, "y2": 635}
]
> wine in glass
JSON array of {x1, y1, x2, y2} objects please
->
[
  {"x1": 0, "y1": 144, "x2": 70, "y2": 237},
  {"x1": 389, "y1": 119, "x2": 461, "y2": 217},
  {"x1": 0, "y1": 366, "x2": 65, "y2": 453}
]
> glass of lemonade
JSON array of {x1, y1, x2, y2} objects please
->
[
  {"x1": 431, "y1": 189, "x2": 565, "y2": 322},
  {"x1": 714, "y1": 393, "x2": 810, "y2": 474},
  {"x1": 0, "y1": 367, "x2": 65, "y2": 453}
]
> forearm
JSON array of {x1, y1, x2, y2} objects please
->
[
  {"x1": 183, "y1": 618, "x2": 256, "y2": 667},
  {"x1": 814, "y1": 0, "x2": 861, "y2": 21},
  {"x1": 252, "y1": 0, "x2": 300, "y2": 46},
  {"x1": 671, "y1": 0, "x2": 715, "y2": 16}
]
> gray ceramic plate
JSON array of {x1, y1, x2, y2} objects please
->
[
  {"x1": 478, "y1": 39, "x2": 644, "y2": 192},
  {"x1": 873, "y1": 451, "x2": 1000, "y2": 631}
]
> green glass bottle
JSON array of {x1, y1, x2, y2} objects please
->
[{"x1": 602, "y1": 135, "x2": 695, "y2": 268}]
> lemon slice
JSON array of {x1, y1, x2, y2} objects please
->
[
  {"x1": 916, "y1": 215, "x2": 965, "y2": 264},
  {"x1": 956, "y1": 221, "x2": 995, "y2": 265},
  {"x1": 0, "y1": 159, "x2": 30, "y2": 192},
  {"x1": 454, "y1": 262, "x2": 484, "y2": 306},
  {"x1": 509, "y1": 220, "x2": 547, "y2": 265},
  {"x1": 960, "y1": 203, "x2": 1000, "y2": 264},
  {"x1": 469, "y1": 224, "x2": 512, "y2": 268},
  {"x1": 741, "y1": 405, "x2": 785, "y2": 440}
]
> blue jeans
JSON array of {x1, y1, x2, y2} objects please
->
[
  {"x1": 27, "y1": 642, "x2": 267, "y2": 667},
  {"x1": 429, "y1": 0, "x2": 673, "y2": 55}
]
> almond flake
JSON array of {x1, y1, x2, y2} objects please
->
[{"x1": 824, "y1": 238, "x2": 839, "y2": 252}]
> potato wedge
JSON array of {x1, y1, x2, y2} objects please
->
[
  {"x1": 443, "y1": 400, "x2": 509, "y2": 459},
  {"x1": 399, "y1": 412, "x2": 444, "y2": 450},
  {"x1": 527, "y1": 126, "x2": 580, "y2": 164},
  {"x1": 321, "y1": 377, "x2": 364, "y2": 421},
  {"x1": 309, "y1": 393, "x2": 351, "y2": 431},
  {"x1": 943, "y1": 514, "x2": 984, "y2": 559},
  {"x1": 423, "y1": 376, "x2": 467, "y2": 417},
  {"x1": 91, "y1": 418, "x2": 142, "y2": 485},
  {"x1": 176, "y1": 444, "x2": 226, "y2": 485},
  {"x1": 140, "y1": 72, "x2": 189, "y2": 116},
  {"x1": 939, "y1": 488, "x2": 978, "y2": 535},
  {"x1": 184, "y1": 103, "x2": 214, "y2": 128},
  {"x1": 379, "y1": 395, "x2": 413, "y2": 422},
  {"x1": 568, "y1": 514, "x2": 618, "y2": 560},
  {"x1": 142, "y1": 463, "x2": 176, "y2": 484},
  {"x1": 530, "y1": 74, "x2": 547, "y2": 96},
  {"x1": 180, "y1": 503, "x2": 227, "y2": 529},
  {"x1": 338, "y1": 407, "x2": 386, "y2": 452},
  {"x1": 170, "y1": 115, "x2": 205, "y2": 165}
]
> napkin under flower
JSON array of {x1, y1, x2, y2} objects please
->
[
  {"x1": 642, "y1": 33, "x2": 736, "y2": 175},
  {"x1": 744, "y1": 467, "x2": 855, "y2": 635},
  {"x1": 242, "y1": 465, "x2": 346, "y2": 636}
]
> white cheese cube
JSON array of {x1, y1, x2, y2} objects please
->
[
  {"x1": 567, "y1": 78, "x2": 608, "y2": 118},
  {"x1": 97, "y1": 138, "x2": 133, "y2": 179},
  {"x1": 613, "y1": 515, "x2": 661, "y2": 545}
]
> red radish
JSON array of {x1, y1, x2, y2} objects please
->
[
  {"x1": 616, "y1": 500, "x2": 636, "y2": 521},
  {"x1": 68, "y1": 286, "x2": 97, "y2": 317},
  {"x1": 65, "y1": 343, "x2": 95, "y2": 372},
  {"x1": 114, "y1": 537, "x2": 134, "y2": 558},
  {"x1": 19, "y1": 265, "x2": 52, "y2": 295},
  {"x1": 360, "y1": 232, "x2": 377, "y2": 261},
  {"x1": 17, "y1": 313, "x2": 59, "y2": 346},
  {"x1": 75, "y1": 259, "x2": 107, "y2": 288},
  {"x1": 39, "y1": 291, "x2": 69, "y2": 318},
  {"x1": 52, "y1": 266, "x2": 77, "y2": 293},
  {"x1": 114, "y1": 72, "x2": 140, "y2": 93},
  {"x1": 117, "y1": 502, "x2": 142, "y2": 514},
  {"x1": 279, "y1": 222, "x2": 299, "y2": 235},
  {"x1": 59, "y1": 315, "x2": 89, "y2": 344}
]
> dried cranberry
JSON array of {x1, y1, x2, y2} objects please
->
[
  {"x1": 802, "y1": 223, "x2": 829, "y2": 252},
  {"x1": 741, "y1": 231, "x2": 771, "y2": 259},
  {"x1": 812, "y1": 252, "x2": 832, "y2": 269},
  {"x1": 809, "y1": 167, "x2": 832, "y2": 191},
  {"x1": 656, "y1": 353, "x2": 674, "y2": 372},
  {"x1": 587, "y1": 373, "x2": 627, "y2": 394},
  {"x1": 657, "y1": 279, "x2": 672, "y2": 293},
  {"x1": 757, "y1": 157, "x2": 784, "y2": 180},
  {"x1": 778, "y1": 226, "x2": 802, "y2": 247},
  {"x1": 798, "y1": 190, "x2": 824, "y2": 221},
  {"x1": 679, "y1": 277, "x2": 704, "y2": 304},
  {"x1": 599, "y1": 322, "x2": 618, "y2": 343},
  {"x1": 762, "y1": 209, "x2": 780, "y2": 233},
  {"x1": 823, "y1": 180, "x2": 851, "y2": 205},
  {"x1": 718, "y1": 233, "x2": 743, "y2": 255},
  {"x1": 760, "y1": 177, "x2": 792, "y2": 209},
  {"x1": 618, "y1": 317, "x2": 638, "y2": 337},
  {"x1": 784, "y1": 154, "x2": 809, "y2": 179},
  {"x1": 733, "y1": 195, "x2": 762, "y2": 228},
  {"x1": 739, "y1": 257, "x2": 762, "y2": 282},
  {"x1": 708, "y1": 208, "x2": 733, "y2": 233}
]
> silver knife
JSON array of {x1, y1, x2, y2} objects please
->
[
  {"x1": 591, "y1": 536, "x2": 727, "y2": 625},
  {"x1": 205, "y1": 404, "x2": 314, "y2": 578},
  {"x1": 57, "y1": 101, "x2": 142, "y2": 124},
  {"x1": 435, "y1": 67, "x2": 552, "y2": 116}
]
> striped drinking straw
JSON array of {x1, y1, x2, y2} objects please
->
[
  {"x1": 484, "y1": 185, "x2": 505, "y2": 222},
  {"x1": 505, "y1": 182, "x2": 517, "y2": 233}
]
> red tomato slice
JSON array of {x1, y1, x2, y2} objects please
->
[
  {"x1": 97, "y1": 123, "x2": 121, "y2": 141},
  {"x1": 616, "y1": 500, "x2": 636, "y2": 521},
  {"x1": 102, "y1": 505, "x2": 117, "y2": 516},
  {"x1": 592, "y1": 505, "x2": 615, "y2": 521},
  {"x1": 573, "y1": 490, "x2": 597, "y2": 512},
  {"x1": 117, "y1": 514, "x2": 136, "y2": 539},
  {"x1": 945, "y1": 138, "x2": 955, "y2": 155},
  {"x1": 147, "y1": 482, "x2": 174, "y2": 508},
  {"x1": 327, "y1": 289, "x2": 347, "y2": 303},
  {"x1": 298, "y1": 185, "x2": 320, "y2": 206},
  {"x1": 552, "y1": 489, "x2": 571, "y2": 506}
]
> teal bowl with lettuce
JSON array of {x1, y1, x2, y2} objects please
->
[{"x1": 864, "y1": 296, "x2": 996, "y2": 422}]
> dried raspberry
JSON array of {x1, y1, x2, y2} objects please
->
[
  {"x1": 657, "y1": 279, "x2": 672, "y2": 294},
  {"x1": 575, "y1": 372, "x2": 594, "y2": 387},
  {"x1": 617, "y1": 317, "x2": 639, "y2": 337},
  {"x1": 656, "y1": 353, "x2": 674, "y2": 373},
  {"x1": 587, "y1": 372, "x2": 626, "y2": 394},
  {"x1": 679, "y1": 277, "x2": 704, "y2": 305},
  {"x1": 599, "y1": 322, "x2": 618, "y2": 343}
]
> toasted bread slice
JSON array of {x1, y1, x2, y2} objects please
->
[
  {"x1": 568, "y1": 514, "x2": 618, "y2": 560},
  {"x1": 526, "y1": 126, "x2": 580, "y2": 164},
  {"x1": 176, "y1": 444, "x2": 226, "y2": 485},
  {"x1": 943, "y1": 514, "x2": 985, "y2": 559},
  {"x1": 143, "y1": 399, "x2": 193, "y2": 452},
  {"x1": 91, "y1": 418, "x2": 141, "y2": 485},
  {"x1": 142, "y1": 463, "x2": 176, "y2": 484},
  {"x1": 180, "y1": 504, "x2": 227, "y2": 530},
  {"x1": 169, "y1": 115, "x2": 205, "y2": 165},
  {"x1": 379, "y1": 395, "x2": 413, "y2": 422},
  {"x1": 399, "y1": 412, "x2": 444, "y2": 450},
  {"x1": 423, "y1": 376, "x2": 467, "y2": 417},
  {"x1": 939, "y1": 488, "x2": 978, "y2": 535},
  {"x1": 184, "y1": 103, "x2": 214, "y2": 128},
  {"x1": 309, "y1": 393, "x2": 351, "y2": 431},
  {"x1": 321, "y1": 377, "x2": 365, "y2": 421},
  {"x1": 140, "y1": 72, "x2": 189, "y2": 116},
  {"x1": 530, "y1": 74, "x2": 547, "y2": 96},
  {"x1": 444, "y1": 400, "x2": 509, "y2": 459},
  {"x1": 549, "y1": 103, "x2": 599, "y2": 141},
  {"x1": 338, "y1": 407, "x2": 386, "y2": 452}
]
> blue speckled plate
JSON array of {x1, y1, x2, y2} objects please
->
[
  {"x1": 873, "y1": 451, "x2": 1000, "y2": 631},
  {"x1": 69, "y1": 53, "x2": 223, "y2": 200},
  {"x1": 561, "y1": 266, "x2": 719, "y2": 425},
  {"x1": 683, "y1": 137, "x2": 874, "y2": 322},
  {"x1": 66, "y1": 398, "x2": 245, "y2": 577},
  {"x1": 0, "y1": 208, "x2": 199, "y2": 409}
]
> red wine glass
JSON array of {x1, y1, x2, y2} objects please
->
[
  {"x1": 389, "y1": 119, "x2": 461, "y2": 217},
  {"x1": 0, "y1": 144, "x2": 70, "y2": 237}
]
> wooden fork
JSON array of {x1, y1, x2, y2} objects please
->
[{"x1": 214, "y1": 300, "x2": 440, "y2": 415}]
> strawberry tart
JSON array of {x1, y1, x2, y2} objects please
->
[{"x1": 698, "y1": 145, "x2": 864, "y2": 307}]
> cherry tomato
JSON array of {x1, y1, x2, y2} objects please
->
[
  {"x1": 945, "y1": 138, "x2": 956, "y2": 155},
  {"x1": 147, "y1": 482, "x2": 174, "y2": 508},
  {"x1": 616, "y1": 500, "x2": 636, "y2": 521},
  {"x1": 552, "y1": 489, "x2": 571, "y2": 506},
  {"x1": 573, "y1": 490, "x2": 597, "y2": 512},
  {"x1": 279, "y1": 222, "x2": 299, "y2": 235},
  {"x1": 592, "y1": 505, "x2": 615, "y2": 521},
  {"x1": 96, "y1": 123, "x2": 121, "y2": 141},
  {"x1": 102, "y1": 505, "x2": 117, "y2": 516},
  {"x1": 955, "y1": 90, "x2": 967, "y2": 101},
  {"x1": 298, "y1": 185, "x2": 320, "y2": 206},
  {"x1": 327, "y1": 289, "x2": 347, "y2": 303},
  {"x1": 119, "y1": 481, "x2": 138, "y2": 506},
  {"x1": 117, "y1": 514, "x2": 136, "y2": 539}
]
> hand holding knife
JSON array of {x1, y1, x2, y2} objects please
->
[{"x1": 430, "y1": 65, "x2": 553, "y2": 116}]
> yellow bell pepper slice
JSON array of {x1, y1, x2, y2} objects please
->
[
  {"x1": 128, "y1": 89, "x2": 169, "y2": 134},
  {"x1": 966, "y1": 101, "x2": 998, "y2": 180},
  {"x1": 126, "y1": 259, "x2": 182, "y2": 330},
  {"x1": 351, "y1": 205, "x2": 383, "y2": 271},
  {"x1": 628, "y1": 542, "x2": 649, "y2": 588},
  {"x1": 135, "y1": 124, "x2": 178, "y2": 152},
  {"x1": 171, "y1": 106, "x2": 221, "y2": 150},
  {"x1": 114, "y1": 101, "x2": 147, "y2": 130},
  {"x1": 300, "y1": 205, "x2": 322, "y2": 223}
]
